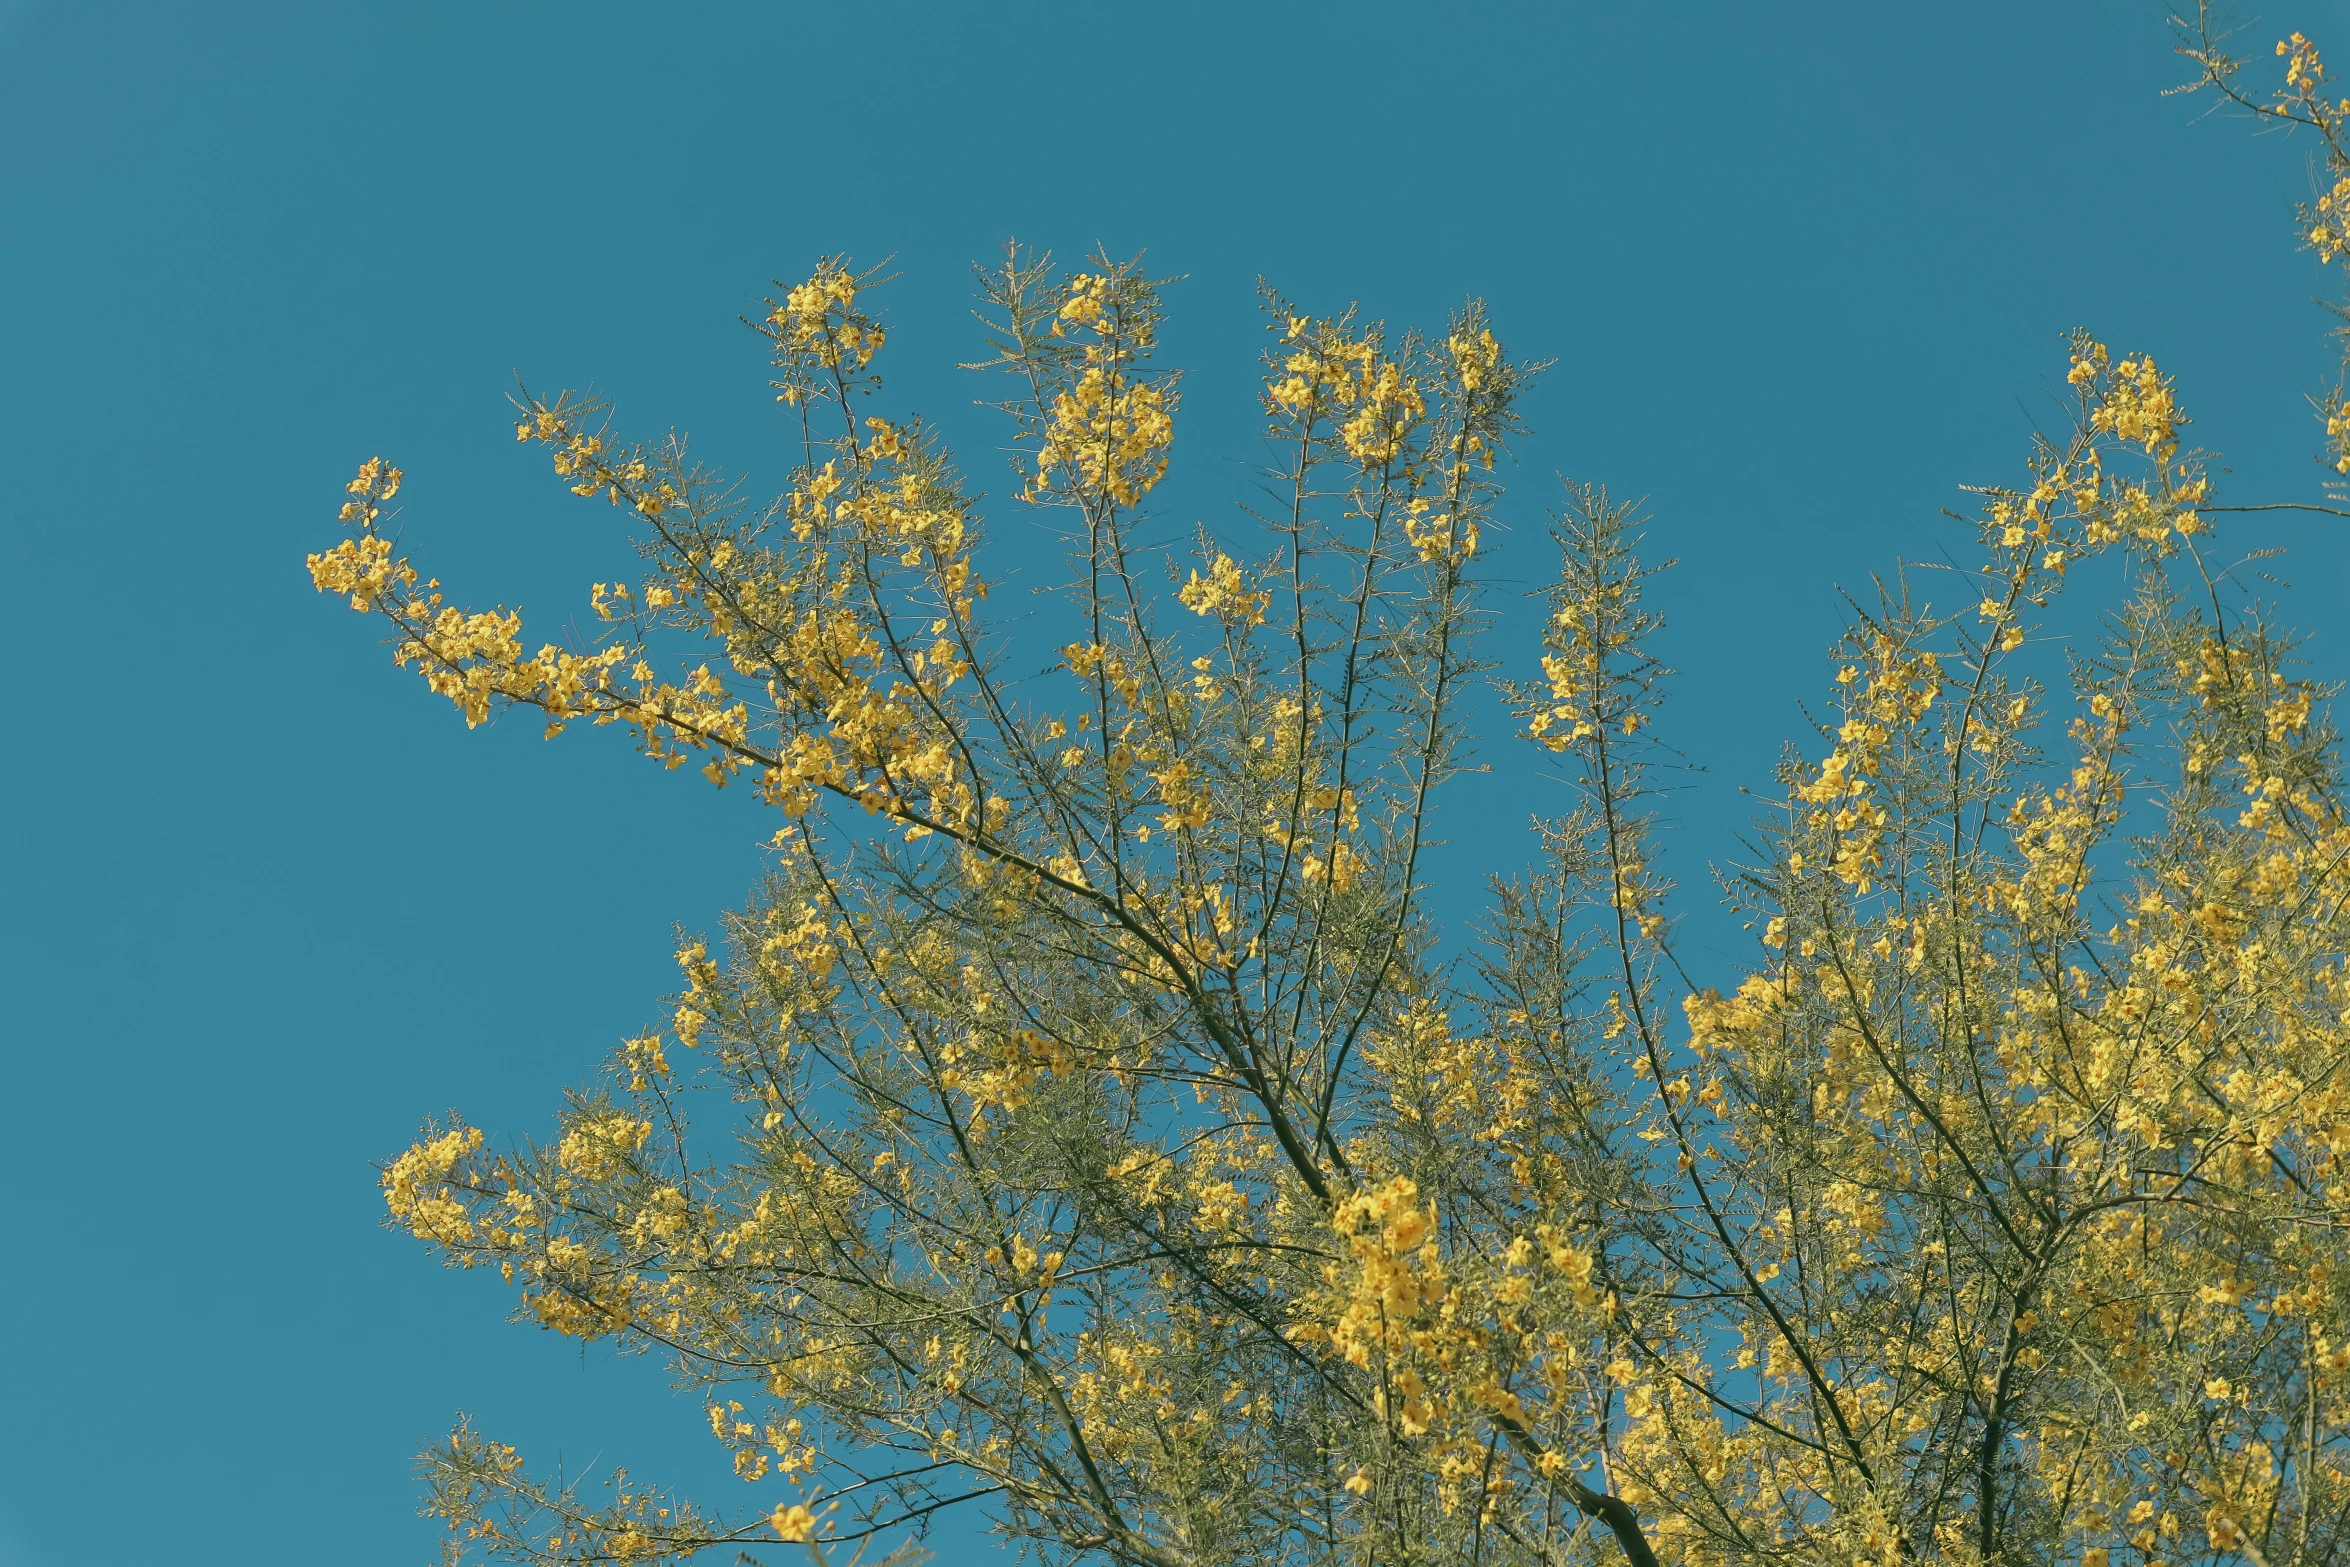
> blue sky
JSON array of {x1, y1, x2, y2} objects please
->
[{"x1": 4, "y1": 3, "x2": 2348, "y2": 1565}]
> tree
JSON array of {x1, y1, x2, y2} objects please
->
[{"x1": 314, "y1": 17, "x2": 2350, "y2": 1566}]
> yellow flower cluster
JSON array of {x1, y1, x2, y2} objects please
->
[
  {"x1": 1266, "y1": 314, "x2": 1428, "y2": 465},
  {"x1": 836, "y1": 456, "x2": 984, "y2": 606},
  {"x1": 2325, "y1": 397, "x2": 2350, "y2": 475},
  {"x1": 316, "y1": 456, "x2": 758, "y2": 781},
  {"x1": 307, "y1": 531, "x2": 409, "y2": 613},
  {"x1": 555, "y1": 1113, "x2": 652, "y2": 1182},
  {"x1": 383, "y1": 1125, "x2": 484, "y2": 1245},
  {"x1": 2074, "y1": 344, "x2": 2182, "y2": 454},
  {"x1": 310, "y1": 458, "x2": 413, "y2": 610},
  {"x1": 770, "y1": 263, "x2": 882, "y2": 378},
  {"x1": 936, "y1": 1025, "x2": 1076, "y2": 1126},
  {"x1": 2280, "y1": 30, "x2": 2334, "y2": 103},
  {"x1": 1316, "y1": 1176, "x2": 1451, "y2": 1387},
  {"x1": 337, "y1": 455, "x2": 401, "y2": 524},
  {"x1": 705, "y1": 1402, "x2": 814, "y2": 1485},
  {"x1": 1792, "y1": 635, "x2": 1938, "y2": 889},
  {"x1": 1401, "y1": 496, "x2": 1477, "y2": 564},
  {"x1": 2043, "y1": 338, "x2": 2208, "y2": 552},
  {"x1": 1033, "y1": 365, "x2": 1173, "y2": 508},
  {"x1": 1681, "y1": 973, "x2": 1795, "y2": 1059},
  {"x1": 1176, "y1": 553, "x2": 1270, "y2": 625},
  {"x1": 1447, "y1": 326, "x2": 1503, "y2": 393},
  {"x1": 1021, "y1": 271, "x2": 1176, "y2": 509},
  {"x1": 2311, "y1": 175, "x2": 2350, "y2": 264},
  {"x1": 2263, "y1": 31, "x2": 2350, "y2": 473},
  {"x1": 1295, "y1": 1136, "x2": 1621, "y2": 1522}
]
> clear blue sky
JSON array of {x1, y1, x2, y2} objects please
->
[{"x1": 4, "y1": 3, "x2": 2347, "y2": 1564}]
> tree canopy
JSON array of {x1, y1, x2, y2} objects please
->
[{"x1": 315, "y1": 14, "x2": 2350, "y2": 1567}]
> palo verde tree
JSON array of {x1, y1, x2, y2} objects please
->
[{"x1": 315, "y1": 15, "x2": 2350, "y2": 1566}]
